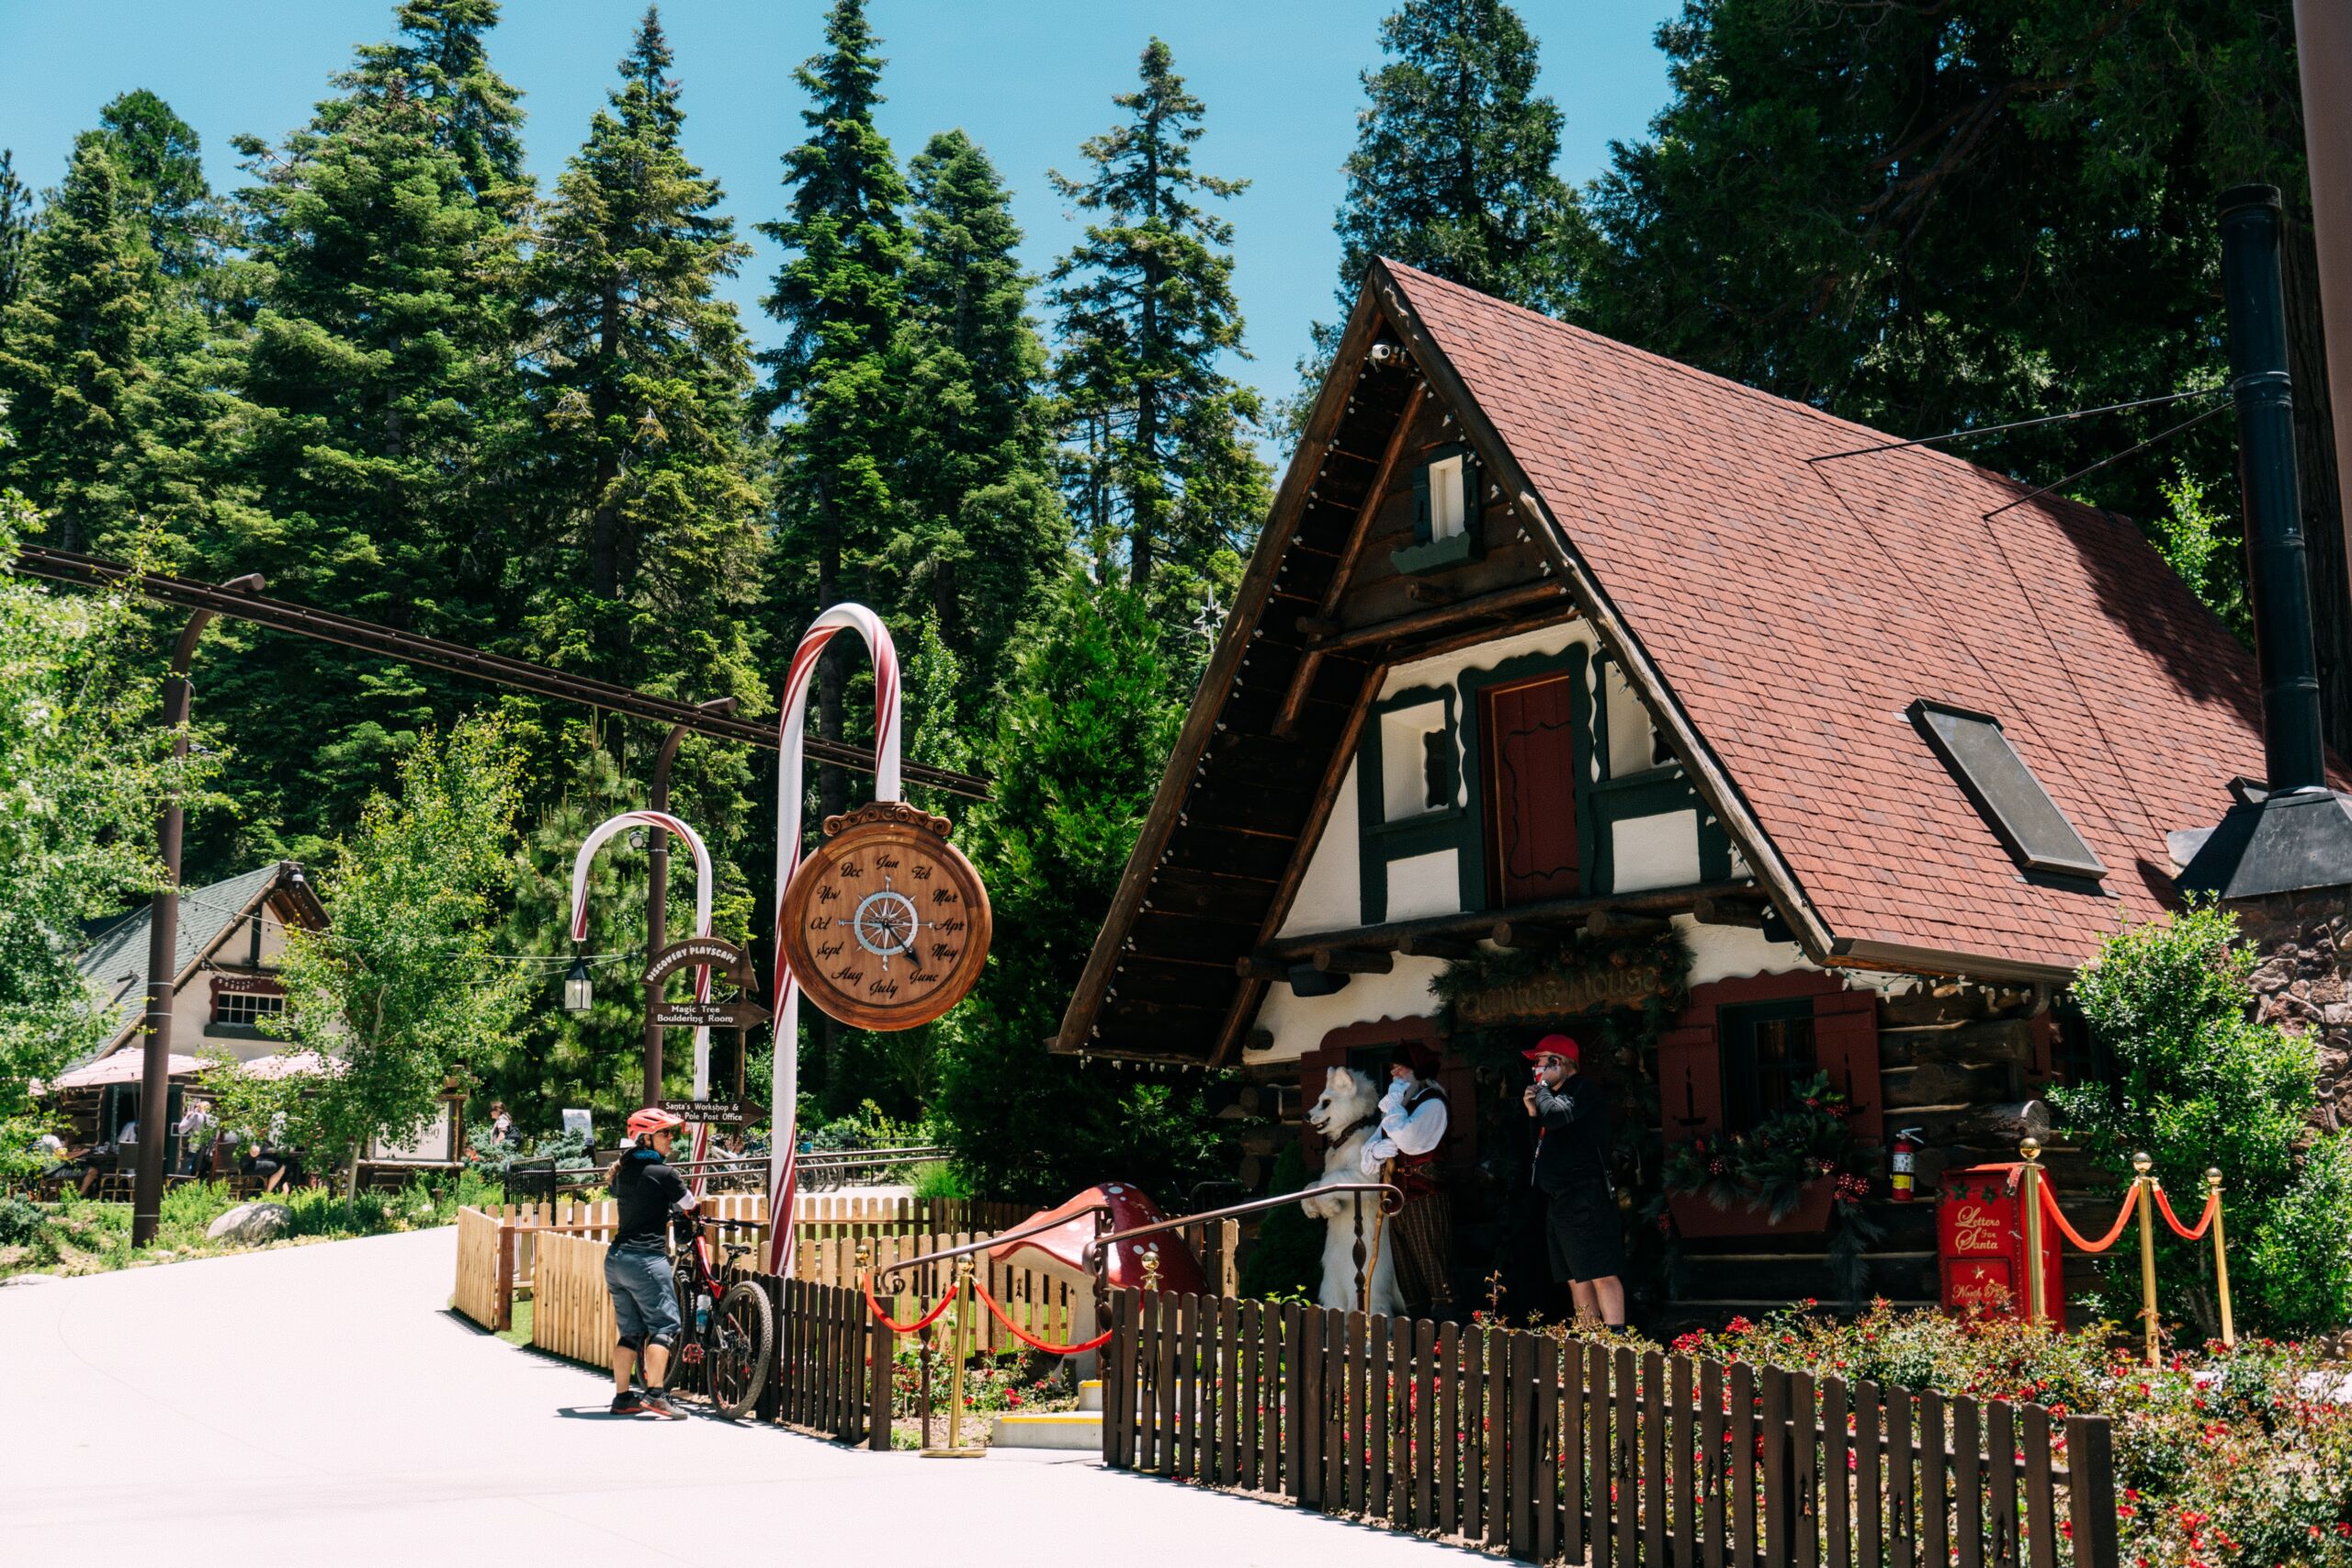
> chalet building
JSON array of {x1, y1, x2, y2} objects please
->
[
  {"x1": 1054, "y1": 263, "x2": 2280, "y2": 1323},
  {"x1": 62, "y1": 862, "x2": 329, "y2": 1144}
]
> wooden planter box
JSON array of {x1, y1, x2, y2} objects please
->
[{"x1": 1667, "y1": 1177, "x2": 1837, "y2": 1238}]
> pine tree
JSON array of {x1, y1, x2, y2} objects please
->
[
  {"x1": 92, "y1": 90, "x2": 217, "y2": 280},
  {"x1": 521, "y1": 6, "x2": 763, "y2": 700},
  {"x1": 210, "y1": 0, "x2": 531, "y2": 856},
  {"x1": 1334, "y1": 0, "x2": 1578, "y2": 316},
  {"x1": 759, "y1": 0, "x2": 909, "y2": 815},
  {"x1": 0, "y1": 151, "x2": 35, "y2": 312},
  {"x1": 933, "y1": 572, "x2": 1225, "y2": 1201},
  {"x1": 0, "y1": 139, "x2": 164, "y2": 553},
  {"x1": 1047, "y1": 38, "x2": 1270, "y2": 608},
  {"x1": 890, "y1": 130, "x2": 1065, "y2": 719}
]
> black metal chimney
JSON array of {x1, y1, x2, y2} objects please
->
[{"x1": 2176, "y1": 186, "x2": 2352, "y2": 899}]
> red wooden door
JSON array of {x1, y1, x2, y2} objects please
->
[{"x1": 1482, "y1": 673, "x2": 1578, "y2": 906}]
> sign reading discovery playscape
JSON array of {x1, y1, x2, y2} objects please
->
[{"x1": 560, "y1": 604, "x2": 995, "y2": 1277}]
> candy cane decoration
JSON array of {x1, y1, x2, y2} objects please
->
[
  {"x1": 569, "y1": 809, "x2": 719, "y2": 1190},
  {"x1": 768, "y1": 604, "x2": 900, "y2": 1272}
]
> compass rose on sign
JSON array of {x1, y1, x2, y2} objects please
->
[{"x1": 852, "y1": 879, "x2": 924, "y2": 963}]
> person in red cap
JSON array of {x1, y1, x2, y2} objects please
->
[
  {"x1": 604, "y1": 1107, "x2": 697, "y2": 1417},
  {"x1": 1524, "y1": 1034, "x2": 1626, "y2": 1328},
  {"x1": 1359, "y1": 1040, "x2": 1453, "y2": 1315}
]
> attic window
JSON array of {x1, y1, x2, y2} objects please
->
[
  {"x1": 1909, "y1": 699, "x2": 2107, "y2": 880},
  {"x1": 1426, "y1": 454, "x2": 1468, "y2": 541}
]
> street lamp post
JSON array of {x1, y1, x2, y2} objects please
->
[
  {"x1": 643, "y1": 697, "x2": 736, "y2": 1109},
  {"x1": 132, "y1": 573, "x2": 263, "y2": 1249}
]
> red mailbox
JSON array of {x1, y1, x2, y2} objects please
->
[{"x1": 1937, "y1": 1162, "x2": 2064, "y2": 1327}]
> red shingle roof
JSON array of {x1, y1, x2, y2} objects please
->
[{"x1": 1389, "y1": 262, "x2": 2272, "y2": 974}]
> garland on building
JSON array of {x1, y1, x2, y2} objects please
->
[{"x1": 1428, "y1": 921, "x2": 1692, "y2": 1068}]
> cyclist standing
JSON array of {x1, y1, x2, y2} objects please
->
[{"x1": 607, "y1": 1107, "x2": 696, "y2": 1418}]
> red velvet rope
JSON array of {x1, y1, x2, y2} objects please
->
[
  {"x1": 973, "y1": 1281, "x2": 1115, "y2": 1355},
  {"x1": 861, "y1": 1269, "x2": 956, "y2": 1336},
  {"x1": 2037, "y1": 1178, "x2": 2138, "y2": 1254},
  {"x1": 2153, "y1": 1182, "x2": 2221, "y2": 1242}
]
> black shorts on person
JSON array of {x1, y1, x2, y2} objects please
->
[{"x1": 1544, "y1": 1177, "x2": 1626, "y2": 1281}]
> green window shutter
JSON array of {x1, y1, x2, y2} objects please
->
[
  {"x1": 1411, "y1": 463, "x2": 1432, "y2": 545},
  {"x1": 1461, "y1": 456, "x2": 1481, "y2": 537}
]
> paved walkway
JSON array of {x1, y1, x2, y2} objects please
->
[{"x1": 2, "y1": 1229, "x2": 1476, "y2": 1566}]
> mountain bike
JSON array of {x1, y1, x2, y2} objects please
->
[{"x1": 656, "y1": 1214, "x2": 775, "y2": 1420}]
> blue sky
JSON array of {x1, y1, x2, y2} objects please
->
[{"x1": 0, "y1": 1, "x2": 1679, "y2": 412}]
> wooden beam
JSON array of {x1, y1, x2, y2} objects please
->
[
  {"x1": 1310, "y1": 947, "x2": 1395, "y2": 975},
  {"x1": 1054, "y1": 289, "x2": 1394, "y2": 1056},
  {"x1": 1691, "y1": 895, "x2": 1770, "y2": 929},
  {"x1": 1396, "y1": 933, "x2": 1476, "y2": 961},
  {"x1": 1400, "y1": 580, "x2": 1456, "y2": 605},
  {"x1": 1206, "y1": 660, "x2": 1391, "y2": 1069},
  {"x1": 1489, "y1": 919, "x2": 1570, "y2": 953},
  {"x1": 1308, "y1": 580, "x2": 1570, "y2": 657},
  {"x1": 1586, "y1": 910, "x2": 1671, "y2": 940},
  {"x1": 1235, "y1": 954, "x2": 1288, "y2": 980},
  {"x1": 1273, "y1": 382, "x2": 1427, "y2": 737},
  {"x1": 1263, "y1": 878, "x2": 1759, "y2": 962}
]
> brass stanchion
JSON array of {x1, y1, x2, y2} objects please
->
[
  {"x1": 923, "y1": 1257, "x2": 984, "y2": 1458},
  {"x1": 2133, "y1": 1152, "x2": 2161, "y2": 1368},
  {"x1": 2208, "y1": 1168, "x2": 2236, "y2": 1348},
  {"x1": 2019, "y1": 1137, "x2": 2047, "y2": 1327}
]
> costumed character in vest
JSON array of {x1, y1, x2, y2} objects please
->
[{"x1": 1360, "y1": 1040, "x2": 1453, "y2": 1316}]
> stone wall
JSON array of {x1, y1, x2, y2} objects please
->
[{"x1": 2227, "y1": 890, "x2": 2352, "y2": 1132}]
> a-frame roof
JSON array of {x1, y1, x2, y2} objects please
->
[
  {"x1": 1056, "y1": 260, "x2": 2277, "y2": 1065},
  {"x1": 74, "y1": 860, "x2": 327, "y2": 1061}
]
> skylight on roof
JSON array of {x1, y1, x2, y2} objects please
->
[{"x1": 1909, "y1": 700, "x2": 2108, "y2": 881}]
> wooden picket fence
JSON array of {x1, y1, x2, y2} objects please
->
[
  {"x1": 531, "y1": 1229, "x2": 616, "y2": 1364},
  {"x1": 449, "y1": 1195, "x2": 1035, "y2": 1335},
  {"x1": 1101, "y1": 1291, "x2": 2119, "y2": 1568},
  {"x1": 748, "y1": 1272, "x2": 892, "y2": 1446}
]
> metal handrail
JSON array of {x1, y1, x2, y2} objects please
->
[
  {"x1": 871, "y1": 1181, "x2": 1403, "y2": 1284},
  {"x1": 1079, "y1": 1183, "x2": 1401, "y2": 1273}
]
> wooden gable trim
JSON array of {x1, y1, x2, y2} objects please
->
[
  {"x1": 1365, "y1": 259, "x2": 1839, "y2": 968},
  {"x1": 1053, "y1": 288, "x2": 1398, "y2": 1057}
]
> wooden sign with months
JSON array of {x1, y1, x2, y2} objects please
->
[{"x1": 776, "y1": 800, "x2": 992, "y2": 1032}]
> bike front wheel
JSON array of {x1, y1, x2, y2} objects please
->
[{"x1": 706, "y1": 1280, "x2": 775, "y2": 1420}]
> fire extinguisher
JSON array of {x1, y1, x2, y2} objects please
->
[{"x1": 1890, "y1": 1127, "x2": 1926, "y2": 1201}]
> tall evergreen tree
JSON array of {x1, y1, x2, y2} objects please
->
[
  {"x1": 92, "y1": 90, "x2": 217, "y2": 280},
  {"x1": 1335, "y1": 0, "x2": 1578, "y2": 316},
  {"x1": 759, "y1": 0, "x2": 910, "y2": 815},
  {"x1": 209, "y1": 0, "x2": 531, "y2": 857},
  {"x1": 933, "y1": 572, "x2": 1224, "y2": 1201},
  {"x1": 0, "y1": 151, "x2": 35, "y2": 312},
  {"x1": 1047, "y1": 38, "x2": 1270, "y2": 607},
  {"x1": 521, "y1": 6, "x2": 763, "y2": 700},
  {"x1": 0, "y1": 140, "x2": 164, "y2": 553},
  {"x1": 890, "y1": 129, "x2": 1065, "y2": 718},
  {"x1": 1574, "y1": 1, "x2": 2346, "y2": 740}
]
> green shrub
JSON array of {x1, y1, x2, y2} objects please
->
[
  {"x1": 0, "y1": 1194, "x2": 43, "y2": 1246},
  {"x1": 1238, "y1": 1143, "x2": 1321, "y2": 1302},
  {"x1": 2249, "y1": 1132, "x2": 2352, "y2": 1333},
  {"x1": 910, "y1": 1160, "x2": 969, "y2": 1200},
  {"x1": 2051, "y1": 902, "x2": 2352, "y2": 1336}
]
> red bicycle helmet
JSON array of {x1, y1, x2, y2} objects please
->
[{"x1": 626, "y1": 1106, "x2": 684, "y2": 1138}]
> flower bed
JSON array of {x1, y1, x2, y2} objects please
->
[{"x1": 1652, "y1": 1303, "x2": 2352, "y2": 1568}]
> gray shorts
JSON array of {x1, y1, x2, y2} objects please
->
[{"x1": 604, "y1": 1245, "x2": 682, "y2": 1349}]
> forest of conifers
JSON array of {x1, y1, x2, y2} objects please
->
[{"x1": 0, "y1": 0, "x2": 2327, "y2": 1198}]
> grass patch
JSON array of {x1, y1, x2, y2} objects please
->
[{"x1": 0, "y1": 1165, "x2": 507, "y2": 1280}]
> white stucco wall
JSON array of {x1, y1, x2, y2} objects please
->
[{"x1": 1244, "y1": 911, "x2": 1826, "y2": 1066}]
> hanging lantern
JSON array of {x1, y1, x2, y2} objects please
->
[{"x1": 562, "y1": 953, "x2": 594, "y2": 1014}]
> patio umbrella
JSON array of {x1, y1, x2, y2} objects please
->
[{"x1": 39, "y1": 1052, "x2": 209, "y2": 1092}]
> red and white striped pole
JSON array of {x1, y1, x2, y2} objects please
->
[
  {"x1": 569, "y1": 808, "x2": 719, "y2": 1191},
  {"x1": 768, "y1": 605, "x2": 901, "y2": 1273}
]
